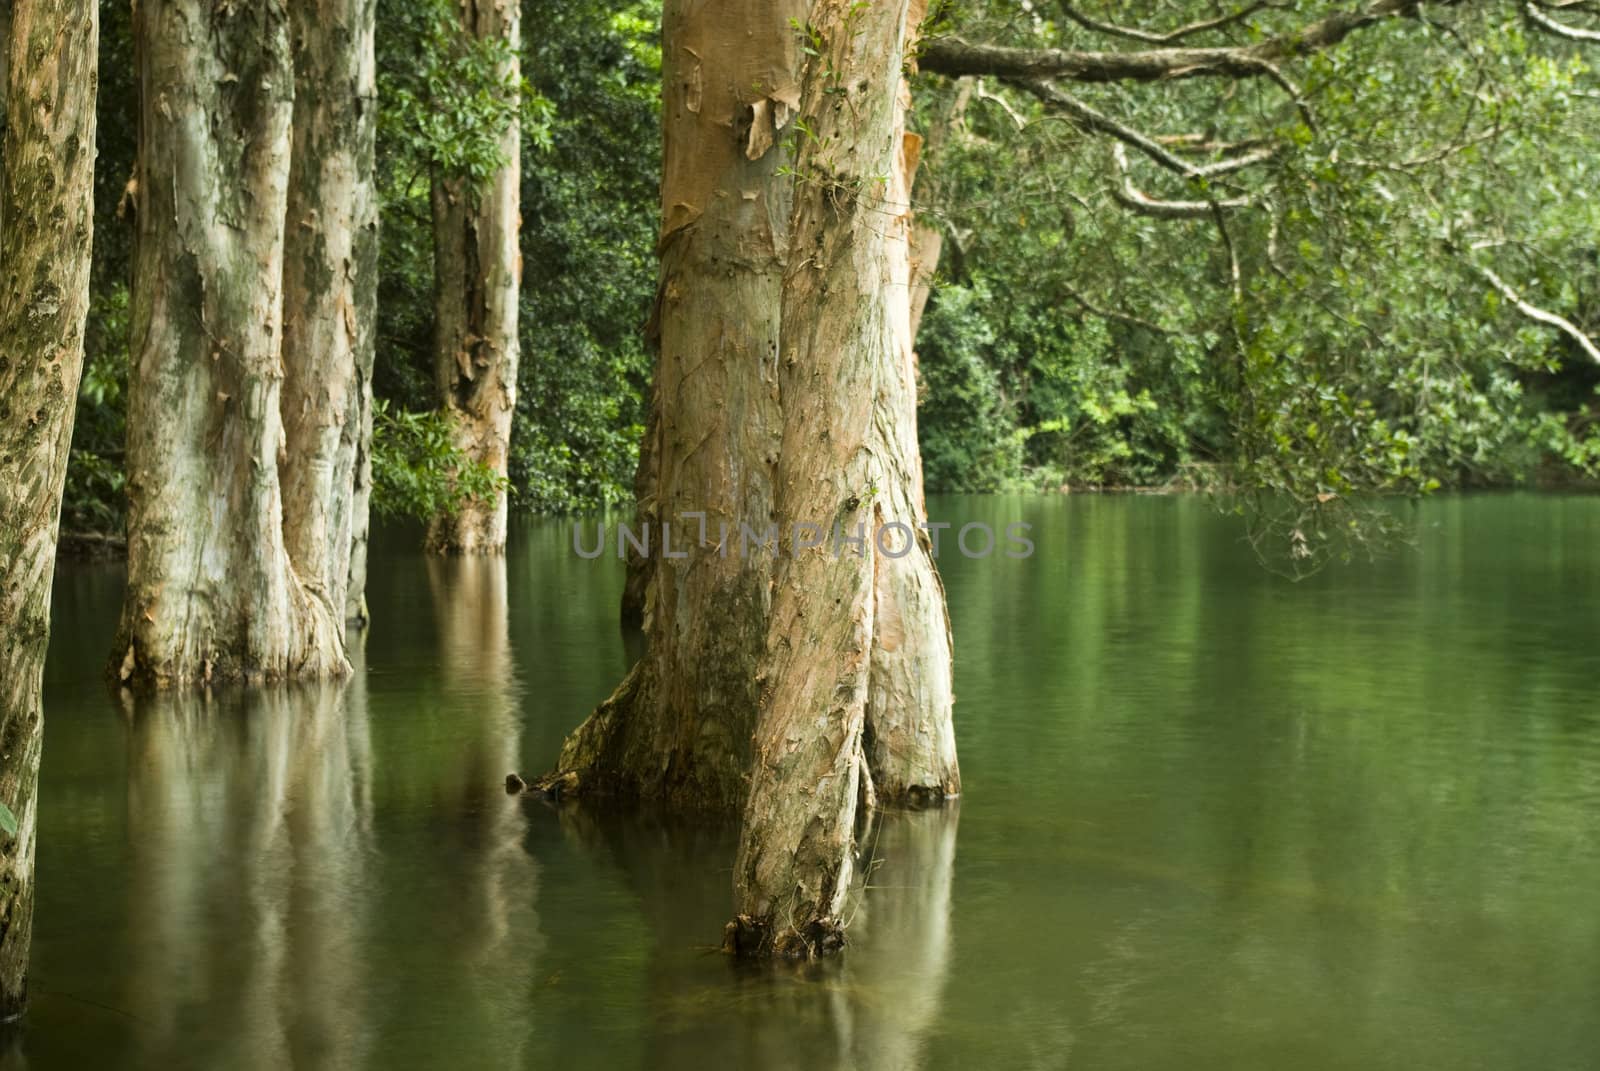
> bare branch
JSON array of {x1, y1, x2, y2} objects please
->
[
  {"x1": 1109, "y1": 143, "x2": 1253, "y2": 218},
  {"x1": 1017, "y1": 78, "x2": 1279, "y2": 178},
  {"x1": 1058, "y1": 279, "x2": 1175, "y2": 334},
  {"x1": 1211, "y1": 199, "x2": 1246, "y2": 306},
  {"x1": 1525, "y1": 1, "x2": 1600, "y2": 40},
  {"x1": 1056, "y1": 1, "x2": 1283, "y2": 45},
  {"x1": 1471, "y1": 261, "x2": 1600, "y2": 365},
  {"x1": 973, "y1": 79, "x2": 1028, "y2": 130},
  {"x1": 920, "y1": 0, "x2": 1422, "y2": 84}
]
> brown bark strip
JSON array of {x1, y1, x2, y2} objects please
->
[
  {"x1": 426, "y1": 0, "x2": 521, "y2": 556},
  {"x1": 281, "y1": 0, "x2": 380, "y2": 628},
  {"x1": 114, "y1": 0, "x2": 346, "y2": 688},
  {"x1": 545, "y1": 0, "x2": 803, "y2": 812},
  {"x1": 0, "y1": 0, "x2": 98, "y2": 1014}
]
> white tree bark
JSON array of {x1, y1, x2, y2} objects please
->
[
  {"x1": 0, "y1": 0, "x2": 97, "y2": 1014},
  {"x1": 115, "y1": 0, "x2": 347, "y2": 687}
]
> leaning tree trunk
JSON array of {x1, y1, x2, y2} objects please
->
[
  {"x1": 728, "y1": 0, "x2": 955, "y2": 957},
  {"x1": 280, "y1": 0, "x2": 379, "y2": 629},
  {"x1": 426, "y1": 0, "x2": 520, "y2": 556},
  {"x1": 113, "y1": 0, "x2": 347, "y2": 688},
  {"x1": 0, "y1": 0, "x2": 97, "y2": 1015},
  {"x1": 541, "y1": 0, "x2": 804, "y2": 810}
]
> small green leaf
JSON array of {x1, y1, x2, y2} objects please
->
[{"x1": 0, "y1": 802, "x2": 17, "y2": 838}]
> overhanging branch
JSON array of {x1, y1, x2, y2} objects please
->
[
  {"x1": 1015, "y1": 78, "x2": 1280, "y2": 179},
  {"x1": 1110, "y1": 144, "x2": 1253, "y2": 218},
  {"x1": 1472, "y1": 260, "x2": 1600, "y2": 365},
  {"x1": 1525, "y1": 1, "x2": 1600, "y2": 40},
  {"x1": 920, "y1": 0, "x2": 1423, "y2": 83},
  {"x1": 1057, "y1": 1, "x2": 1285, "y2": 45}
]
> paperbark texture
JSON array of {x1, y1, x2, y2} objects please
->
[
  {"x1": 114, "y1": 0, "x2": 346, "y2": 688},
  {"x1": 0, "y1": 0, "x2": 98, "y2": 1014},
  {"x1": 281, "y1": 0, "x2": 379, "y2": 628},
  {"x1": 426, "y1": 0, "x2": 521, "y2": 556},
  {"x1": 546, "y1": 0, "x2": 802, "y2": 811},
  {"x1": 729, "y1": 0, "x2": 955, "y2": 956}
]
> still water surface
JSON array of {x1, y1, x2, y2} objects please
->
[{"x1": 11, "y1": 495, "x2": 1600, "y2": 1069}]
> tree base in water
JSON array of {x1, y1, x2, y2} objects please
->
[{"x1": 722, "y1": 914, "x2": 847, "y2": 959}]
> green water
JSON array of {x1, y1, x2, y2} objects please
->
[{"x1": 10, "y1": 494, "x2": 1600, "y2": 1069}]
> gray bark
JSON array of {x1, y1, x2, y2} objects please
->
[
  {"x1": 114, "y1": 0, "x2": 347, "y2": 688},
  {"x1": 0, "y1": 0, "x2": 97, "y2": 1015},
  {"x1": 426, "y1": 0, "x2": 521, "y2": 556},
  {"x1": 281, "y1": 0, "x2": 379, "y2": 628}
]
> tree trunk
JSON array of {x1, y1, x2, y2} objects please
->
[
  {"x1": 281, "y1": 0, "x2": 379, "y2": 630},
  {"x1": 905, "y1": 77, "x2": 969, "y2": 344},
  {"x1": 728, "y1": 0, "x2": 955, "y2": 957},
  {"x1": 618, "y1": 380, "x2": 658, "y2": 628},
  {"x1": 426, "y1": 0, "x2": 520, "y2": 556},
  {"x1": 543, "y1": 0, "x2": 803, "y2": 811},
  {"x1": 0, "y1": 0, "x2": 97, "y2": 1015},
  {"x1": 114, "y1": 0, "x2": 347, "y2": 688}
]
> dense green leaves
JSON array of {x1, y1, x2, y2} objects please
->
[
  {"x1": 912, "y1": 0, "x2": 1599, "y2": 567},
  {"x1": 369, "y1": 401, "x2": 509, "y2": 521}
]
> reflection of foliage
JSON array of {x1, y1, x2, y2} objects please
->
[{"x1": 370, "y1": 401, "x2": 510, "y2": 522}]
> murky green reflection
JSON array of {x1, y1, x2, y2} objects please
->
[{"x1": 11, "y1": 494, "x2": 1600, "y2": 1069}]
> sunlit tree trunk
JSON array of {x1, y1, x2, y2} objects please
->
[
  {"x1": 728, "y1": 0, "x2": 955, "y2": 956},
  {"x1": 0, "y1": 0, "x2": 97, "y2": 1015},
  {"x1": 113, "y1": 0, "x2": 346, "y2": 688},
  {"x1": 544, "y1": 0, "x2": 803, "y2": 810},
  {"x1": 426, "y1": 0, "x2": 520, "y2": 556},
  {"x1": 281, "y1": 0, "x2": 379, "y2": 630}
]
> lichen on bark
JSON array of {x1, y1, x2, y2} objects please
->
[{"x1": 0, "y1": 0, "x2": 98, "y2": 1014}]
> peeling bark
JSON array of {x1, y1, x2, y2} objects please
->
[
  {"x1": 114, "y1": 0, "x2": 347, "y2": 688},
  {"x1": 0, "y1": 0, "x2": 97, "y2": 1014},
  {"x1": 730, "y1": 0, "x2": 954, "y2": 957},
  {"x1": 426, "y1": 0, "x2": 521, "y2": 556},
  {"x1": 281, "y1": 0, "x2": 379, "y2": 629},
  {"x1": 546, "y1": 0, "x2": 803, "y2": 811}
]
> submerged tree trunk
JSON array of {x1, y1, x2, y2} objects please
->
[
  {"x1": 728, "y1": 0, "x2": 955, "y2": 957},
  {"x1": 543, "y1": 0, "x2": 803, "y2": 810},
  {"x1": 426, "y1": 0, "x2": 521, "y2": 556},
  {"x1": 281, "y1": 0, "x2": 379, "y2": 630},
  {"x1": 114, "y1": 0, "x2": 346, "y2": 688},
  {"x1": 0, "y1": 0, "x2": 97, "y2": 1015}
]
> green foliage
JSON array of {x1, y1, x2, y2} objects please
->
[
  {"x1": 915, "y1": 0, "x2": 1600, "y2": 567},
  {"x1": 510, "y1": 0, "x2": 659, "y2": 512},
  {"x1": 376, "y1": 0, "x2": 552, "y2": 183},
  {"x1": 0, "y1": 801, "x2": 16, "y2": 838},
  {"x1": 369, "y1": 400, "x2": 509, "y2": 522},
  {"x1": 375, "y1": 0, "x2": 659, "y2": 514}
]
